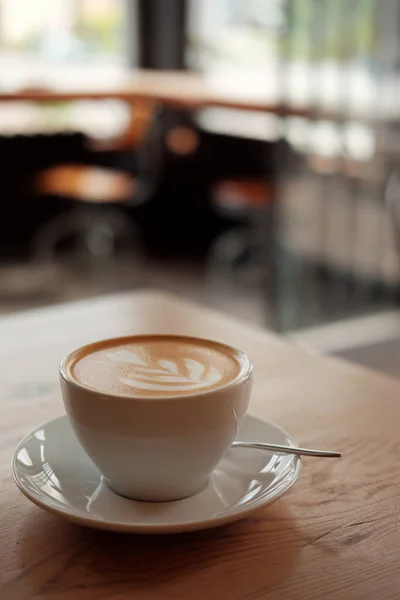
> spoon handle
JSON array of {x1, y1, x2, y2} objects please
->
[{"x1": 231, "y1": 441, "x2": 341, "y2": 458}]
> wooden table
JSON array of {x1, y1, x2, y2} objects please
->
[
  {"x1": 0, "y1": 69, "x2": 327, "y2": 119},
  {"x1": 0, "y1": 69, "x2": 301, "y2": 151},
  {"x1": 1, "y1": 291, "x2": 400, "y2": 600},
  {"x1": 0, "y1": 69, "x2": 397, "y2": 137}
]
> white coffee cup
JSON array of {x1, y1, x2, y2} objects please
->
[{"x1": 60, "y1": 335, "x2": 253, "y2": 502}]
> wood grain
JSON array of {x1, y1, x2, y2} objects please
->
[{"x1": 1, "y1": 291, "x2": 400, "y2": 600}]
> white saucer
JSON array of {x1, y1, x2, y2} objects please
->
[{"x1": 12, "y1": 414, "x2": 301, "y2": 534}]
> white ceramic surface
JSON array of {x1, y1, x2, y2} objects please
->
[
  {"x1": 12, "y1": 414, "x2": 301, "y2": 534},
  {"x1": 60, "y1": 335, "x2": 253, "y2": 501}
]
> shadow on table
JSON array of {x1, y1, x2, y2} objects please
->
[{"x1": 11, "y1": 502, "x2": 302, "y2": 599}]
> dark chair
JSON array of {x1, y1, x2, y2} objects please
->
[
  {"x1": 31, "y1": 103, "x2": 157, "y2": 264},
  {"x1": 207, "y1": 136, "x2": 294, "y2": 282}
]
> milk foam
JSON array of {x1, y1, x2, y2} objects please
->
[
  {"x1": 107, "y1": 349, "x2": 221, "y2": 392},
  {"x1": 70, "y1": 337, "x2": 241, "y2": 398}
]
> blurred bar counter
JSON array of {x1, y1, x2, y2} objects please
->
[
  {"x1": 0, "y1": 67, "x2": 386, "y2": 121},
  {"x1": 0, "y1": 68, "x2": 399, "y2": 124},
  {"x1": 0, "y1": 69, "x2": 287, "y2": 113}
]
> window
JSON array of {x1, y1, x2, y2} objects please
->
[
  {"x1": 187, "y1": 0, "x2": 379, "y2": 110},
  {"x1": 0, "y1": 0, "x2": 130, "y2": 136},
  {"x1": 0, "y1": 0, "x2": 128, "y2": 89},
  {"x1": 187, "y1": 0, "x2": 284, "y2": 75},
  {"x1": 0, "y1": 0, "x2": 125, "y2": 63}
]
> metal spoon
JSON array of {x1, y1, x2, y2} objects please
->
[{"x1": 232, "y1": 441, "x2": 341, "y2": 458}]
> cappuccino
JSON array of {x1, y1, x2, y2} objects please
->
[{"x1": 68, "y1": 335, "x2": 242, "y2": 398}]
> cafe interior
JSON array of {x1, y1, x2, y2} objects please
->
[{"x1": 1, "y1": 0, "x2": 400, "y2": 378}]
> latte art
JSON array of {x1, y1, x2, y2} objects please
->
[
  {"x1": 69, "y1": 336, "x2": 242, "y2": 398},
  {"x1": 107, "y1": 350, "x2": 222, "y2": 392}
]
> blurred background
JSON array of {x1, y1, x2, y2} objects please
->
[{"x1": 1, "y1": 0, "x2": 400, "y2": 376}]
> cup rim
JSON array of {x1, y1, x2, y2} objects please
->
[{"x1": 59, "y1": 334, "x2": 253, "y2": 402}]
